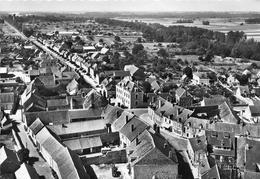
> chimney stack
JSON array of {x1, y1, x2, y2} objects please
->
[
  {"x1": 159, "y1": 100, "x2": 162, "y2": 108},
  {"x1": 126, "y1": 115, "x2": 129, "y2": 124},
  {"x1": 168, "y1": 151, "x2": 173, "y2": 159},
  {"x1": 116, "y1": 110, "x2": 120, "y2": 118},
  {"x1": 164, "y1": 143, "x2": 168, "y2": 149},
  {"x1": 135, "y1": 137, "x2": 139, "y2": 146},
  {"x1": 131, "y1": 124, "x2": 135, "y2": 132},
  {"x1": 106, "y1": 123, "x2": 112, "y2": 133}
]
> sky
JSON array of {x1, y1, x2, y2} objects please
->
[{"x1": 0, "y1": 0, "x2": 260, "y2": 12}]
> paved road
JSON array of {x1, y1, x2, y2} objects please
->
[{"x1": 4, "y1": 21, "x2": 28, "y2": 40}]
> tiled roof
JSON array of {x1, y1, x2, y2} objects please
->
[
  {"x1": 63, "y1": 136, "x2": 102, "y2": 151},
  {"x1": 219, "y1": 102, "x2": 240, "y2": 124},
  {"x1": 47, "y1": 119, "x2": 106, "y2": 136},
  {"x1": 184, "y1": 117, "x2": 210, "y2": 129},
  {"x1": 119, "y1": 116, "x2": 149, "y2": 142},
  {"x1": 24, "y1": 110, "x2": 69, "y2": 126},
  {"x1": 201, "y1": 165, "x2": 220, "y2": 179},
  {"x1": 249, "y1": 106, "x2": 260, "y2": 116},
  {"x1": 29, "y1": 118, "x2": 44, "y2": 135},
  {"x1": 47, "y1": 98, "x2": 69, "y2": 107},
  {"x1": 112, "y1": 111, "x2": 135, "y2": 131},
  {"x1": 35, "y1": 126, "x2": 89, "y2": 179},
  {"x1": 66, "y1": 79, "x2": 78, "y2": 92},
  {"x1": 101, "y1": 105, "x2": 124, "y2": 124},
  {"x1": 127, "y1": 129, "x2": 178, "y2": 166},
  {"x1": 203, "y1": 96, "x2": 229, "y2": 106},
  {"x1": 38, "y1": 75, "x2": 55, "y2": 86},
  {"x1": 116, "y1": 77, "x2": 137, "y2": 92},
  {"x1": 188, "y1": 135, "x2": 207, "y2": 153}
]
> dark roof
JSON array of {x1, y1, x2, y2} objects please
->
[
  {"x1": 201, "y1": 165, "x2": 220, "y2": 179},
  {"x1": 47, "y1": 98, "x2": 69, "y2": 108},
  {"x1": 38, "y1": 75, "x2": 55, "y2": 86},
  {"x1": 249, "y1": 106, "x2": 260, "y2": 116},
  {"x1": 25, "y1": 110, "x2": 69, "y2": 126},
  {"x1": 29, "y1": 118, "x2": 44, "y2": 135},
  {"x1": 120, "y1": 116, "x2": 149, "y2": 142},
  {"x1": 184, "y1": 117, "x2": 210, "y2": 129},
  {"x1": 203, "y1": 96, "x2": 229, "y2": 106},
  {"x1": 101, "y1": 105, "x2": 124, "y2": 124},
  {"x1": 0, "y1": 146, "x2": 20, "y2": 175},
  {"x1": 244, "y1": 138, "x2": 260, "y2": 171},
  {"x1": 188, "y1": 135, "x2": 207, "y2": 153},
  {"x1": 127, "y1": 129, "x2": 178, "y2": 166}
]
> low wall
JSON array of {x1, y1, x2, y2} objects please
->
[{"x1": 81, "y1": 149, "x2": 127, "y2": 166}]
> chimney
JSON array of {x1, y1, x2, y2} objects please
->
[
  {"x1": 168, "y1": 151, "x2": 173, "y2": 159},
  {"x1": 135, "y1": 137, "x2": 139, "y2": 146},
  {"x1": 164, "y1": 143, "x2": 168, "y2": 149},
  {"x1": 177, "y1": 108, "x2": 182, "y2": 115},
  {"x1": 91, "y1": 93, "x2": 95, "y2": 108},
  {"x1": 131, "y1": 124, "x2": 135, "y2": 132},
  {"x1": 156, "y1": 126, "x2": 160, "y2": 134},
  {"x1": 106, "y1": 123, "x2": 112, "y2": 133},
  {"x1": 153, "y1": 123, "x2": 157, "y2": 131},
  {"x1": 126, "y1": 115, "x2": 129, "y2": 123},
  {"x1": 159, "y1": 100, "x2": 162, "y2": 108},
  {"x1": 116, "y1": 110, "x2": 120, "y2": 118}
]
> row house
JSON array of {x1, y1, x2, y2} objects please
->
[{"x1": 148, "y1": 97, "x2": 193, "y2": 137}]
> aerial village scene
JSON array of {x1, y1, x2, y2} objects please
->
[{"x1": 1, "y1": 0, "x2": 260, "y2": 179}]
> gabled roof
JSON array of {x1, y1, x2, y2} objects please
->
[
  {"x1": 124, "y1": 65, "x2": 139, "y2": 76},
  {"x1": 112, "y1": 110, "x2": 135, "y2": 131},
  {"x1": 38, "y1": 75, "x2": 55, "y2": 86},
  {"x1": 101, "y1": 105, "x2": 124, "y2": 124},
  {"x1": 201, "y1": 165, "x2": 220, "y2": 179},
  {"x1": 184, "y1": 117, "x2": 210, "y2": 129},
  {"x1": 119, "y1": 116, "x2": 149, "y2": 142},
  {"x1": 83, "y1": 89, "x2": 108, "y2": 109},
  {"x1": 29, "y1": 118, "x2": 44, "y2": 135},
  {"x1": 219, "y1": 102, "x2": 240, "y2": 124},
  {"x1": 63, "y1": 136, "x2": 102, "y2": 151},
  {"x1": 203, "y1": 95, "x2": 229, "y2": 106},
  {"x1": 15, "y1": 163, "x2": 39, "y2": 179},
  {"x1": 249, "y1": 106, "x2": 260, "y2": 116},
  {"x1": 116, "y1": 77, "x2": 138, "y2": 93},
  {"x1": 176, "y1": 87, "x2": 187, "y2": 98},
  {"x1": 188, "y1": 135, "x2": 207, "y2": 153},
  {"x1": 0, "y1": 146, "x2": 20, "y2": 175},
  {"x1": 47, "y1": 119, "x2": 106, "y2": 136},
  {"x1": 127, "y1": 129, "x2": 178, "y2": 166}
]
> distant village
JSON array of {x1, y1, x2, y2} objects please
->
[{"x1": 1, "y1": 15, "x2": 260, "y2": 179}]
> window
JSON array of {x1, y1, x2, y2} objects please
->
[
  {"x1": 136, "y1": 94, "x2": 138, "y2": 99},
  {"x1": 135, "y1": 101, "x2": 138, "y2": 106}
]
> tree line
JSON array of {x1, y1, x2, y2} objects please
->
[{"x1": 95, "y1": 18, "x2": 260, "y2": 61}]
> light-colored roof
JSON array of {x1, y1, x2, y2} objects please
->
[
  {"x1": 0, "y1": 67, "x2": 8, "y2": 74},
  {"x1": 15, "y1": 163, "x2": 40, "y2": 179},
  {"x1": 47, "y1": 119, "x2": 106, "y2": 136},
  {"x1": 63, "y1": 136, "x2": 102, "y2": 150}
]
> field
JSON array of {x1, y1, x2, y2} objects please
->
[
  {"x1": 0, "y1": 23, "x2": 20, "y2": 36},
  {"x1": 117, "y1": 17, "x2": 260, "y2": 41}
]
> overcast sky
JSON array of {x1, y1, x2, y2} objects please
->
[{"x1": 0, "y1": 0, "x2": 260, "y2": 12}]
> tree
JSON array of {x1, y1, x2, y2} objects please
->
[
  {"x1": 157, "y1": 48, "x2": 169, "y2": 58},
  {"x1": 142, "y1": 81, "x2": 152, "y2": 93},
  {"x1": 114, "y1": 36, "x2": 121, "y2": 42},
  {"x1": 183, "y1": 66, "x2": 193, "y2": 79},
  {"x1": 17, "y1": 148, "x2": 30, "y2": 163},
  {"x1": 132, "y1": 44, "x2": 144, "y2": 55}
]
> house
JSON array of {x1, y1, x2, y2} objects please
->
[
  {"x1": 244, "y1": 106, "x2": 260, "y2": 123},
  {"x1": 116, "y1": 77, "x2": 158, "y2": 109},
  {"x1": 63, "y1": 135, "x2": 103, "y2": 155},
  {"x1": 236, "y1": 85, "x2": 250, "y2": 97},
  {"x1": 47, "y1": 97, "x2": 70, "y2": 111},
  {"x1": 218, "y1": 102, "x2": 240, "y2": 124},
  {"x1": 126, "y1": 128, "x2": 178, "y2": 179},
  {"x1": 23, "y1": 88, "x2": 46, "y2": 113},
  {"x1": 175, "y1": 87, "x2": 193, "y2": 108},
  {"x1": 206, "y1": 130, "x2": 235, "y2": 169},
  {"x1": 193, "y1": 72, "x2": 210, "y2": 86},
  {"x1": 0, "y1": 92, "x2": 15, "y2": 110},
  {"x1": 0, "y1": 109, "x2": 12, "y2": 133},
  {"x1": 112, "y1": 110, "x2": 135, "y2": 132},
  {"x1": 15, "y1": 163, "x2": 40, "y2": 179},
  {"x1": 187, "y1": 135, "x2": 208, "y2": 167},
  {"x1": 183, "y1": 117, "x2": 210, "y2": 138},
  {"x1": 124, "y1": 65, "x2": 145, "y2": 80},
  {"x1": 201, "y1": 95, "x2": 230, "y2": 107},
  {"x1": 119, "y1": 116, "x2": 149, "y2": 148},
  {"x1": 100, "y1": 77, "x2": 117, "y2": 98},
  {"x1": 237, "y1": 137, "x2": 260, "y2": 179},
  {"x1": 227, "y1": 74, "x2": 239, "y2": 86},
  {"x1": 33, "y1": 125, "x2": 90, "y2": 179},
  {"x1": 83, "y1": 89, "x2": 108, "y2": 109},
  {"x1": 201, "y1": 165, "x2": 221, "y2": 179},
  {"x1": 148, "y1": 97, "x2": 194, "y2": 136},
  {"x1": 54, "y1": 71, "x2": 79, "y2": 85},
  {"x1": 0, "y1": 146, "x2": 20, "y2": 175},
  {"x1": 66, "y1": 79, "x2": 79, "y2": 95}
]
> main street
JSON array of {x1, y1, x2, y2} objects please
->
[{"x1": 5, "y1": 20, "x2": 102, "y2": 93}]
